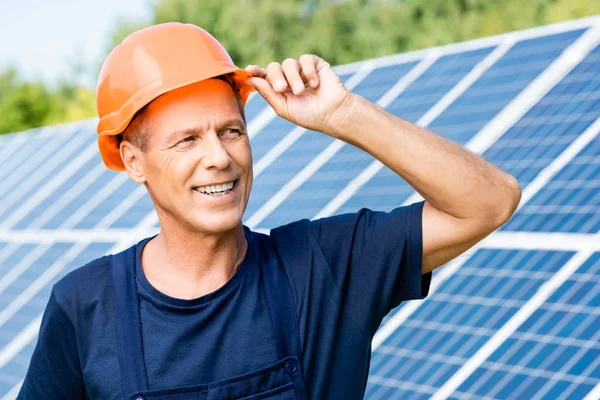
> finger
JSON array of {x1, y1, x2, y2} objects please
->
[
  {"x1": 246, "y1": 77, "x2": 284, "y2": 111},
  {"x1": 265, "y1": 62, "x2": 288, "y2": 93},
  {"x1": 299, "y1": 54, "x2": 319, "y2": 88},
  {"x1": 281, "y1": 58, "x2": 306, "y2": 95},
  {"x1": 245, "y1": 65, "x2": 267, "y2": 79}
]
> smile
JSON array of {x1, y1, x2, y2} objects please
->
[{"x1": 193, "y1": 180, "x2": 237, "y2": 197}]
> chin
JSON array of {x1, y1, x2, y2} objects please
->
[{"x1": 188, "y1": 211, "x2": 243, "y2": 234}]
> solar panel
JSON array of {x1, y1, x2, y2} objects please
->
[
  {"x1": 501, "y1": 134, "x2": 600, "y2": 233},
  {"x1": 1, "y1": 16, "x2": 599, "y2": 399},
  {"x1": 367, "y1": 249, "x2": 576, "y2": 399},
  {"x1": 428, "y1": 29, "x2": 586, "y2": 144},
  {"x1": 454, "y1": 252, "x2": 600, "y2": 400},
  {"x1": 496, "y1": 50, "x2": 600, "y2": 233}
]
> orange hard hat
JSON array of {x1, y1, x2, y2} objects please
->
[{"x1": 96, "y1": 22, "x2": 255, "y2": 171}]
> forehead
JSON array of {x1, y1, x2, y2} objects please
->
[{"x1": 145, "y1": 79, "x2": 244, "y2": 135}]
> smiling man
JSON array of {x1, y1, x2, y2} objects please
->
[{"x1": 19, "y1": 23, "x2": 521, "y2": 400}]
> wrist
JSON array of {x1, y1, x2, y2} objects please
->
[{"x1": 322, "y1": 92, "x2": 360, "y2": 140}]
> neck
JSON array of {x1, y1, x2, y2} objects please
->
[{"x1": 141, "y1": 219, "x2": 247, "y2": 300}]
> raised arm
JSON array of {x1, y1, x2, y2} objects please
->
[{"x1": 245, "y1": 54, "x2": 522, "y2": 274}]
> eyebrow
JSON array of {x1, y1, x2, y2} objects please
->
[{"x1": 165, "y1": 118, "x2": 246, "y2": 143}]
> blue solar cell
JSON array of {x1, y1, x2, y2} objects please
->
[
  {"x1": 73, "y1": 177, "x2": 140, "y2": 229},
  {"x1": 500, "y1": 109, "x2": 600, "y2": 233},
  {"x1": 12, "y1": 156, "x2": 102, "y2": 229},
  {"x1": 0, "y1": 140, "x2": 33, "y2": 181},
  {"x1": 0, "y1": 340, "x2": 35, "y2": 394},
  {"x1": 249, "y1": 117, "x2": 299, "y2": 161},
  {"x1": 0, "y1": 244, "x2": 38, "y2": 274},
  {"x1": 41, "y1": 166, "x2": 121, "y2": 229},
  {"x1": 540, "y1": 380, "x2": 572, "y2": 400},
  {"x1": 0, "y1": 134, "x2": 69, "y2": 204},
  {"x1": 350, "y1": 62, "x2": 419, "y2": 103},
  {"x1": 109, "y1": 191, "x2": 155, "y2": 228},
  {"x1": 570, "y1": 384, "x2": 598, "y2": 399},
  {"x1": 389, "y1": 48, "x2": 494, "y2": 123},
  {"x1": 0, "y1": 126, "x2": 59, "y2": 180},
  {"x1": 244, "y1": 93, "x2": 270, "y2": 120},
  {"x1": 0, "y1": 132, "x2": 96, "y2": 223}
]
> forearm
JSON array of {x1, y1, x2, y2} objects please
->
[{"x1": 326, "y1": 93, "x2": 522, "y2": 222}]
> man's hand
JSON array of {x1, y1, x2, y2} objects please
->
[{"x1": 245, "y1": 55, "x2": 352, "y2": 135}]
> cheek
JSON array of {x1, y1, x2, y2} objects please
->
[
  {"x1": 172, "y1": 155, "x2": 195, "y2": 182},
  {"x1": 147, "y1": 151, "x2": 196, "y2": 194},
  {"x1": 238, "y1": 142, "x2": 253, "y2": 201},
  {"x1": 229, "y1": 140, "x2": 252, "y2": 172}
]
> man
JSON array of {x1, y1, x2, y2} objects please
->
[{"x1": 19, "y1": 22, "x2": 521, "y2": 399}]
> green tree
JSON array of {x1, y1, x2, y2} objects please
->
[
  {"x1": 0, "y1": 69, "x2": 53, "y2": 134},
  {"x1": 107, "y1": 0, "x2": 600, "y2": 68},
  {"x1": 0, "y1": 69, "x2": 97, "y2": 135}
]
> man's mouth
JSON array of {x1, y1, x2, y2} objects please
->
[{"x1": 193, "y1": 179, "x2": 237, "y2": 197}]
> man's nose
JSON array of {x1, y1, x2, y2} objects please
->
[{"x1": 200, "y1": 132, "x2": 232, "y2": 170}]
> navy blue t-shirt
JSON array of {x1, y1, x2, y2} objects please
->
[{"x1": 19, "y1": 202, "x2": 431, "y2": 399}]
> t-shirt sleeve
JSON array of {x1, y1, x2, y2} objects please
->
[
  {"x1": 310, "y1": 201, "x2": 431, "y2": 336},
  {"x1": 18, "y1": 288, "x2": 86, "y2": 399}
]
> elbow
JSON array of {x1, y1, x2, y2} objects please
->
[{"x1": 494, "y1": 175, "x2": 522, "y2": 226}]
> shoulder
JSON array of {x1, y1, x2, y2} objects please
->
[
  {"x1": 51, "y1": 245, "x2": 132, "y2": 319},
  {"x1": 269, "y1": 218, "x2": 313, "y2": 247},
  {"x1": 267, "y1": 210, "x2": 364, "y2": 248},
  {"x1": 249, "y1": 221, "x2": 323, "y2": 290},
  {"x1": 266, "y1": 218, "x2": 325, "y2": 266},
  {"x1": 264, "y1": 210, "x2": 374, "y2": 261},
  {"x1": 53, "y1": 255, "x2": 111, "y2": 295}
]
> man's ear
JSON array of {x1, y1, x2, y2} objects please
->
[{"x1": 120, "y1": 141, "x2": 146, "y2": 184}]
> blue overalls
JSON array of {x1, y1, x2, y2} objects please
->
[{"x1": 109, "y1": 232, "x2": 310, "y2": 400}]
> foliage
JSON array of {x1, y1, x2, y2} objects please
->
[
  {"x1": 0, "y1": 69, "x2": 97, "y2": 135},
  {"x1": 110, "y1": 0, "x2": 600, "y2": 67},
  {"x1": 2, "y1": 0, "x2": 599, "y2": 135}
]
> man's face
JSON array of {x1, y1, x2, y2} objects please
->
[{"x1": 135, "y1": 79, "x2": 253, "y2": 234}]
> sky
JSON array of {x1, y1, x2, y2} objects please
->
[{"x1": 0, "y1": 0, "x2": 154, "y2": 89}]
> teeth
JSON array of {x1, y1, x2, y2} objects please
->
[{"x1": 195, "y1": 181, "x2": 235, "y2": 194}]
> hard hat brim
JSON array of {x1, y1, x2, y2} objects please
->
[{"x1": 97, "y1": 68, "x2": 254, "y2": 172}]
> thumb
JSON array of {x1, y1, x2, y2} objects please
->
[{"x1": 246, "y1": 77, "x2": 284, "y2": 111}]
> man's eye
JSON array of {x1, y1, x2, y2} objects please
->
[
  {"x1": 179, "y1": 136, "x2": 195, "y2": 144},
  {"x1": 222, "y1": 128, "x2": 242, "y2": 137}
]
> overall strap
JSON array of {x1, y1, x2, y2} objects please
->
[
  {"x1": 110, "y1": 246, "x2": 150, "y2": 396},
  {"x1": 253, "y1": 232, "x2": 302, "y2": 359}
]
